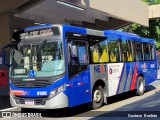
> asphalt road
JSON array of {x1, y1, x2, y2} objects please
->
[{"x1": 1, "y1": 80, "x2": 160, "y2": 120}]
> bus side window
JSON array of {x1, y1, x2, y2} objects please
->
[
  {"x1": 99, "y1": 40, "x2": 108, "y2": 62},
  {"x1": 150, "y1": 44, "x2": 155, "y2": 60},
  {"x1": 92, "y1": 48, "x2": 99, "y2": 63},
  {"x1": 89, "y1": 36, "x2": 108, "y2": 63},
  {"x1": 108, "y1": 41, "x2": 120, "y2": 62},
  {"x1": 91, "y1": 44, "x2": 108, "y2": 63},
  {"x1": 143, "y1": 42, "x2": 150, "y2": 61},
  {"x1": 121, "y1": 40, "x2": 132, "y2": 62},
  {"x1": 132, "y1": 42, "x2": 143, "y2": 61}
]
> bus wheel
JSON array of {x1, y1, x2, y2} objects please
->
[
  {"x1": 91, "y1": 86, "x2": 104, "y2": 109},
  {"x1": 136, "y1": 76, "x2": 145, "y2": 96}
]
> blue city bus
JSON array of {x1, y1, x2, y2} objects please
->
[{"x1": 2, "y1": 24, "x2": 157, "y2": 110}]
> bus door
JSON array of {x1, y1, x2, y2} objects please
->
[{"x1": 67, "y1": 40, "x2": 90, "y2": 106}]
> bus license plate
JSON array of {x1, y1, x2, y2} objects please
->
[{"x1": 25, "y1": 100, "x2": 34, "y2": 105}]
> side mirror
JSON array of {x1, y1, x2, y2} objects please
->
[
  {"x1": 2, "y1": 44, "x2": 15, "y2": 67},
  {"x1": 2, "y1": 44, "x2": 23, "y2": 67}
]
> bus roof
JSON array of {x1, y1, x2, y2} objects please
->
[
  {"x1": 16, "y1": 24, "x2": 155, "y2": 43},
  {"x1": 24, "y1": 24, "x2": 53, "y2": 31},
  {"x1": 104, "y1": 30, "x2": 139, "y2": 37},
  {"x1": 104, "y1": 30, "x2": 154, "y2": 43}
]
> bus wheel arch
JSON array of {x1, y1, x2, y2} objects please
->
[
  {"x1": 91, "y1": 80, "x2": 106, "y2": 109},
  {"x1": 136, "y1": 74, "x2": 145, "y2": 96}
]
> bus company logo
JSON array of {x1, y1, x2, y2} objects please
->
[
  {"x1": 150, "y1": 64, "x2": 155, "y2": 68},
  {"x1": 94, "y1": 65, "x2": 107, "y2": 73},
  {"x1": 108, "y1": 67, "x2": 120, "y2": 75},
  {"x1": 141, "y1": 63, "x2": 147, "y2": 69},
  {"x1": 109, "y1": 68, "x2": 112, "y2": 74},
  {"x1": 22, "y1": 90, "x2": 29, "y2": 96}
]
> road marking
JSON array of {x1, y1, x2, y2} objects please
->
[{"x1": 0, "y1": 107, "x2": 19, "y2": 111}]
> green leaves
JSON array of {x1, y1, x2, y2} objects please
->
[
  {"x1": 142, "y1": 0, "x2": 160, "y2": 5},
  {"x1": 121, "y1": 19, "x2": 160, "y2": 48}
]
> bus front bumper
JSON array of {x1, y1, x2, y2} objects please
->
[{"x1": 10, "y1": 92, "x2": 68, "y2": 109}]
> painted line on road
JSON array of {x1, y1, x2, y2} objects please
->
[
  {"x1": 73, "y1": 87, "x2": 160, "y2": 119},
  {"x1": 0, "y1": 107, "x2": 19, "y2": 112}
]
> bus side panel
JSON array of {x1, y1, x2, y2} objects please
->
[
  {"x1": 123, "y1": 62, "x2": 133, "y2": 92},
  {"x1": 90, "y1": 63, "x2": 126, "y2": 98},
  {"x1": 142, "y1": 61, "x2": 157, "y2": 85},
  {"x1": 90, "y1": 64, "x2": 108, "y2": 96},
  {"x1": 144, "y1": 44, "x2": 157, "y2": 85},
  {"x1": 107, "y1": 63, "x2": 124, "y2": 96}
]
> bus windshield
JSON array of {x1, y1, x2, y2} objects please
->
[{"x1": 11, "y1": 36, "x2": 65, "y2": 78}]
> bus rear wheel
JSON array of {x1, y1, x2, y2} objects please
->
[
  {"x1": 91, "y1": 86, "x2": 104, "y2": 109},
  {"x1": 136, "y1": 76, "x2": 145, "y2": 96}
]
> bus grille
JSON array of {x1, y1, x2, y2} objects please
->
[
  {"x1": 11, "y1": 80, "x2": 51, "y2": 88},
  {"x1": 16, "y1": 98, "x2": 46, "y2": 105}
]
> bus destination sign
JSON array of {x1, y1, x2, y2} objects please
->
[{"x1": 20, "y1": 28, "x2": 54, "y2": 40}]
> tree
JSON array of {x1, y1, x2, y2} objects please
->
[
  {"x1": 121, "y1": 19, "x2": 160, "y2": 48},
  {"x1": 142, "y1": 0, "x2": 160, "y2": 5}
]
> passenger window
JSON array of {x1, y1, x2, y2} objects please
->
[
  {"x1": 89, "y1": 37, "x2": 108, "y2": 63},
  {"x1": 143, "y1": 43, "x2": 150, "y2": 60},
  {"x1": 108, "y1": 40, "x2": 121, "y2": 62},
  {"x1": 121, "y1": 40, "x2": 132, "y2": 62},
  {"x1": 132, "y1": 42, "x2": 143, "y2": 61},
  {"x1": 150, "y1": 44, "x2": 155, "y2": 60},
  {"x1": 99, "y1": 40, "x2": 108, "y2": 62}
]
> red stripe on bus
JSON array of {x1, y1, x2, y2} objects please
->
[{"x1": 130, "y1": 65, "x2": 137, "y2": 90}]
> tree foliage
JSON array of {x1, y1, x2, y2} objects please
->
[
  {"x1": 122, "y1": 19, "x2": 160, "y2": 42},
  {"x1": 142, "y1": 0, "x2": 160, "y2": 5}
]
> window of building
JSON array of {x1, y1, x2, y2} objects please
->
[{"x1": 121, "y1": 39, "x2": 132, "y2": 62}]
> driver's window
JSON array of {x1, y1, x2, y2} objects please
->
[
  {"x1": 68, "y1": 41, "x2": 88, "y2": 65},
  {"x1": 67, "y1": 40, "x2": 88, "y2": 79}
]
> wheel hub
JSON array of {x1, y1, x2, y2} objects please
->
[
  {"x1": 93, "y1": 90, "x2": 102, "y2": 102},
  {"x1": 139, "y1": 81, "x2": 144, "y2": 92}
]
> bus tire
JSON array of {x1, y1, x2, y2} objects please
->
[
  {"x1": 136, "y1": 76, "x2": 145, "y2": 96},
  {"x1": 91, "y1": 85, "x2": 104, "y2": 109}
]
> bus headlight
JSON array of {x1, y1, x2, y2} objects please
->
[
  {"x1": 10, "y1": 89, "x2": 15, "y2": 97},
  {"x1": 49, "y1": 84, "x2": 65, "y2": 99}
]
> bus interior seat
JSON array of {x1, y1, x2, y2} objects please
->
[
  {"x1": 100, "y1": 50, "x2": 108, "y2": 62},
  {"x1": 93, "y1": 49, "x2": 99, "y2": 62}
]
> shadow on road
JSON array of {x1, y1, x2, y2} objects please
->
[{"x1": 0, "y1": 96, "x2": 11, "y2": 110}]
